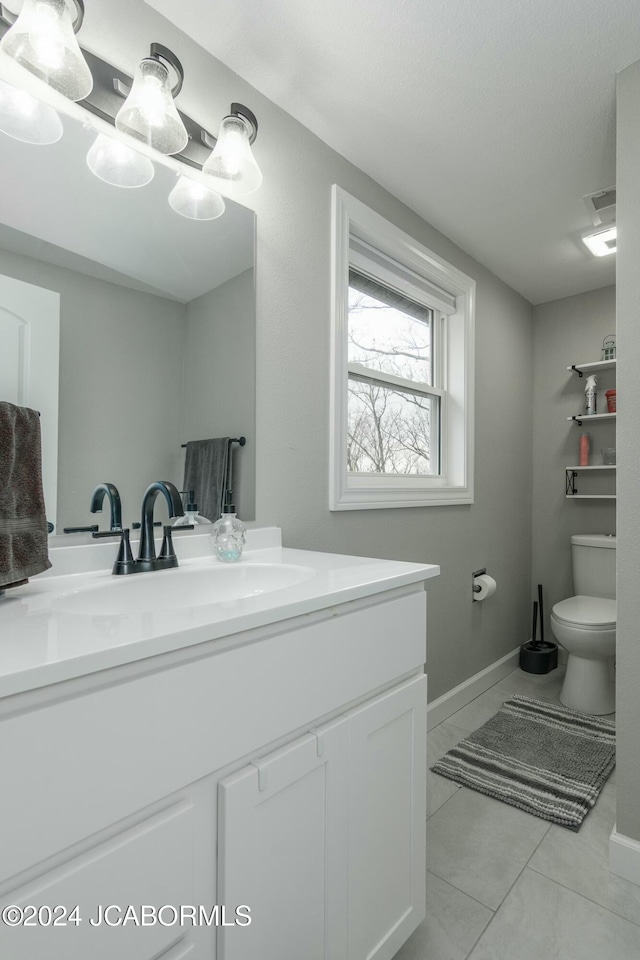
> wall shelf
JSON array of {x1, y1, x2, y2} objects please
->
[
  {"x1": 565, "y1": 495, "x2": 617, "y2": 500},
  {"x1": 568, "y1": 412, "x2": 616, "y2": 425},
  {"x1": 567, "y1": 359, "x2": 616, "y2": 377},
  {"x1": 565, "y1": 465, "x2": 616, "y2": 471},
  {"x1": 566, "y1": 358, "x2": 616, "y2": 501}
]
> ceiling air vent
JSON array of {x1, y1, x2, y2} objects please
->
[{"x1": 583, "y1": 187, "x2": 616, "y2": 226}]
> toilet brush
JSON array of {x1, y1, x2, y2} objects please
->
[{"x1": 519, "y1": 585, "x2": 559, "y2": 674}]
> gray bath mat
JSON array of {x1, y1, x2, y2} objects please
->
[{"x1": 431, "y1": 695, "x2": 615, "y2": 830}]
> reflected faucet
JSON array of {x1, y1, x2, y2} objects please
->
[
  {"x1": 90, "y1": 483, "x2": 122, "y2": 531},
  {"x1": 137, "y1": 481, "x2": 184, "y2": 573}
]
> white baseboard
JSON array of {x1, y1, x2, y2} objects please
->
[
  {"x1": 427, "y1": 646, "x2": 521, "y2": 730},
  {"x1": 609, "y1": 826, "x2": 640, "y2": 888}
]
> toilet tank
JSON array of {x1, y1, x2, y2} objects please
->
[{"x1": 571, "y1": 534, "x2": 616, "y2": 599}]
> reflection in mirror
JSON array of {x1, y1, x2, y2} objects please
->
[{"x1": 0, "y1": 103, "x2": 256, "y2": 536}]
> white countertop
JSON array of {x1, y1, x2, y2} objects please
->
[{"x1": 0, "y1": 528, "x2": 439, "y2": 699}]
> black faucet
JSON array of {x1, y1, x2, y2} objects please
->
[
  {"x1": 90, "y1": 483, "x2": 123, "y2": 531},
  {"x1": 137, "y1": 481, "x2": 184, "y2": 573}
]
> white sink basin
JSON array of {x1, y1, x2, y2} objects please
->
[{"x1": 52, "y1": 562, "x2": 317, "y2": 616}]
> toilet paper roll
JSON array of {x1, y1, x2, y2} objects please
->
[{"x1": 474, "y1": 574, "x2": 497, "y2": 602}]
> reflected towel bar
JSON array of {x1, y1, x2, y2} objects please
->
[{"x1": 181, "y1": 436, "x2": 246, "y2": 448}]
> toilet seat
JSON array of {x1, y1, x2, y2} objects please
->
[{"x1": 552, "y1": 595, "x2": 616, "y2": 629}]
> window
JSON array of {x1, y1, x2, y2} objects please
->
[{"x1": 330, "y1": 186, "x2": 475, "y2": 509}]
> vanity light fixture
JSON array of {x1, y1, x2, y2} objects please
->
[
  {"x1": 86, "y1": 132, "x2": 155, "y2": 188},
  {"x1": 0, "y1": 75, "x2": 63, "y2": 143},
  {"x1": 168, "y1": 174, "x2": 225, "y2": 221},
  {"x1": 0, "y1": 4, "x2": 263, "y2": 218},
  {"x1": 582, "y1": 224, "x2": 617, "y2": 257},
  {"x1": 0, "y1": 0, "x2": 93, "y2": 102},
  {"x1": 115, "y1": 44, "x2": 188, "y2": 156},
  {"x1": 202, "y1": 107, "x2": 262, "y2": 197}
]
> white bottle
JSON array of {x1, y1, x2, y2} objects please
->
[
  {"x1": 585, "y1": 375, "x2": 597, "y2": 416},
  {"x1": 210, "y1": 506, "x2": 246, "y2": 562}
]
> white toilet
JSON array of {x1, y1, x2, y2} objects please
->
[{"x1": 550, "y1": 534, "x2": 616, "y2": 716}]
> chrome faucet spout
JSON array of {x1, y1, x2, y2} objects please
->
[
  {"x1": 90, "y1": 482, "x2": 123, "y2": 531},
  {"x1": 138, "y1": 481, "x2": 184, "y2": 568}
]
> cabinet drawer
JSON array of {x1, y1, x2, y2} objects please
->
[{"x1": 0, "y1": 802, "x2": 195, "y2": 960}]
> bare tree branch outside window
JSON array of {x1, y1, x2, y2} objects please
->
[{"x1": 347, "y1": 279, "x2": 438, "y2": 476}]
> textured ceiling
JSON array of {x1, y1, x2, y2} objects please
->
[{"x1": 140, "y1": 0, "x2": 640, "y2": 304}]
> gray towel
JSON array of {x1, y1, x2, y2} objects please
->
[
  {"x1": 183, "y1": 437, "x2": 230, "y2": 522},
  {"x1": 0, "y1": 402, "x2": 51, "y2": 590}
]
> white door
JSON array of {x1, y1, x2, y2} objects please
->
[
  {"x1": 217, "y1": 716, "x2": 349, "y2": 960},
  {"x1": 346, "y1": 674, "x2": 427, "y2": 960},
  {"x1": 0, "y1": 273, "x2": 60, "y2": 531}
]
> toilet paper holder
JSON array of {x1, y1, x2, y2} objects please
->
[{"x1": 472, "y1": 568, "x2": 486, "y2": 602}]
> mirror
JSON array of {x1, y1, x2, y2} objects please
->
[{"x1": 0, "y1": 105, "x2": 256, "y2": 535}]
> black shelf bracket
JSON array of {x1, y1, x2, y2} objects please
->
[
  {"x1": 570, "y1": 365, "x2": 584, "y2": 378},
  {"x1": 566, "y1": 470, "x2": 578, "y2": 496}
]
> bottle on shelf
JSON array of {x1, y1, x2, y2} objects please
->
[
  {"x1": 584, "y1": 375, "x2": 597, "y2": 415},
  {"x1": 579, "y1": 433, "x2": 590, "y2": 466}
]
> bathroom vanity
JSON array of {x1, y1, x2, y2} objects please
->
[{"x1": 0, "y1": 528, "x2": 438, "y2": 960}]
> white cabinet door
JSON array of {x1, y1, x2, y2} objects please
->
[
  {"x1": 346, "y1": 674, "x2": 427, "y2": 960},
  {"x1": 217, "y1": 716, "x2": 349, "y2": 960}
]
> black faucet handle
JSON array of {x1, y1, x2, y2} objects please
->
[
  {"x1": 91, "y1": 528, "x2": 124, "y2": 539},
  {"x1": 158, "y1": 525, "x2": 179, "y2": 567},
  {"x1": 112, "y1": 529, "x2": 137, "y2": 576}
]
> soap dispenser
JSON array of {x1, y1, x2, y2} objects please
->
[
  {"x1": 173, "y1": 491, "x2": 212, "y2": 527},
  {"x1": 210, "y1": 504, "x2": 246, "y2": 562}
]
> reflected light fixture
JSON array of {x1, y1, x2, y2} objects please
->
[
  {"x1": 0, "y1": 75, "x2": 63, "y2": 143},
  {"x1": 115, "y1": 43, "x2": 188, "y2": 156},
  {"x1": 86, "y1": 133, "x2": 154, "y2": 188},
  {"x1": 202, "y1": 106, "x2": 262, "y2": 197},
  {"x1": 0, "y1": 0, "x2": 93, "y2": 102},
  {"x1": 582, "y1": 225, "x2": 617, "y2": 257},
  {"x1": 168, "y1": 175, "x2": 225, "y2": 221}
]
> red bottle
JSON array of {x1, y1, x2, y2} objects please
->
[{"x1": 579, "y1": 434, "x2": 590, "y2": 466}]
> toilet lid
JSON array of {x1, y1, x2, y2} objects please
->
[{"x1": 553, "y1": 595, "x2": 616, "y2": 628}]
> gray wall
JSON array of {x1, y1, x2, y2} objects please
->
[
  {"x1": 182, "y1": 269, "x2": 256, "y2": 520},
  {"x1": 531, "y1": 287, "x2": 617, "y2": 639},
  {"x1": 0, "y1": 246, "x2": 185, "y2": 530},
  {"x1": 615, "y1": 60, "x2": 640, "y2": 842},
  {"x1": 97, "y1": 2, "x2": 535, "y2": 702}
]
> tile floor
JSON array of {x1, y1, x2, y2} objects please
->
[{"x1": 395, "y1": 666, "x2": 640, "y2": 960}]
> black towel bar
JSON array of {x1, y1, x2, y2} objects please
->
[{"x1": 181, "y1": 436, "x2": 246, "y2": 449}]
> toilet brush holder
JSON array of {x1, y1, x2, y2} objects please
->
[
  {"x1": 520, "y1": 640, "x2": 558, "y2": 674},
  {"x1": 520, "y1": 589, "x2": 559, "y2": 675}
]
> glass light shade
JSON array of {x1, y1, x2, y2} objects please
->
[
  {"x1": 115, "y1": 57, "x2": 188, "y2": 155},
  {"x1": 0, "y1": 77, "x2": 63, "y2": 143},
  {"x1": 0, "y1": 0, "x2": 93, "y2": 102},
  {"x1": 168, "y1": 176, "x2": 225, "y2": 220},
  {"x1": 87, "y1": 134, "x2": 155, "y2": 188},
  {"x1": 202, "y1": 114, "x2": 263, "y2": 196}
]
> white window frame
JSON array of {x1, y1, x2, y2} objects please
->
[{"x1": 330, "y1": 185, "x2": 475, "y2": 510}]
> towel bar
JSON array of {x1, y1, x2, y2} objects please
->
[{"x1": 180, "y1": 436, "x2": 245, "y2": 449}]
